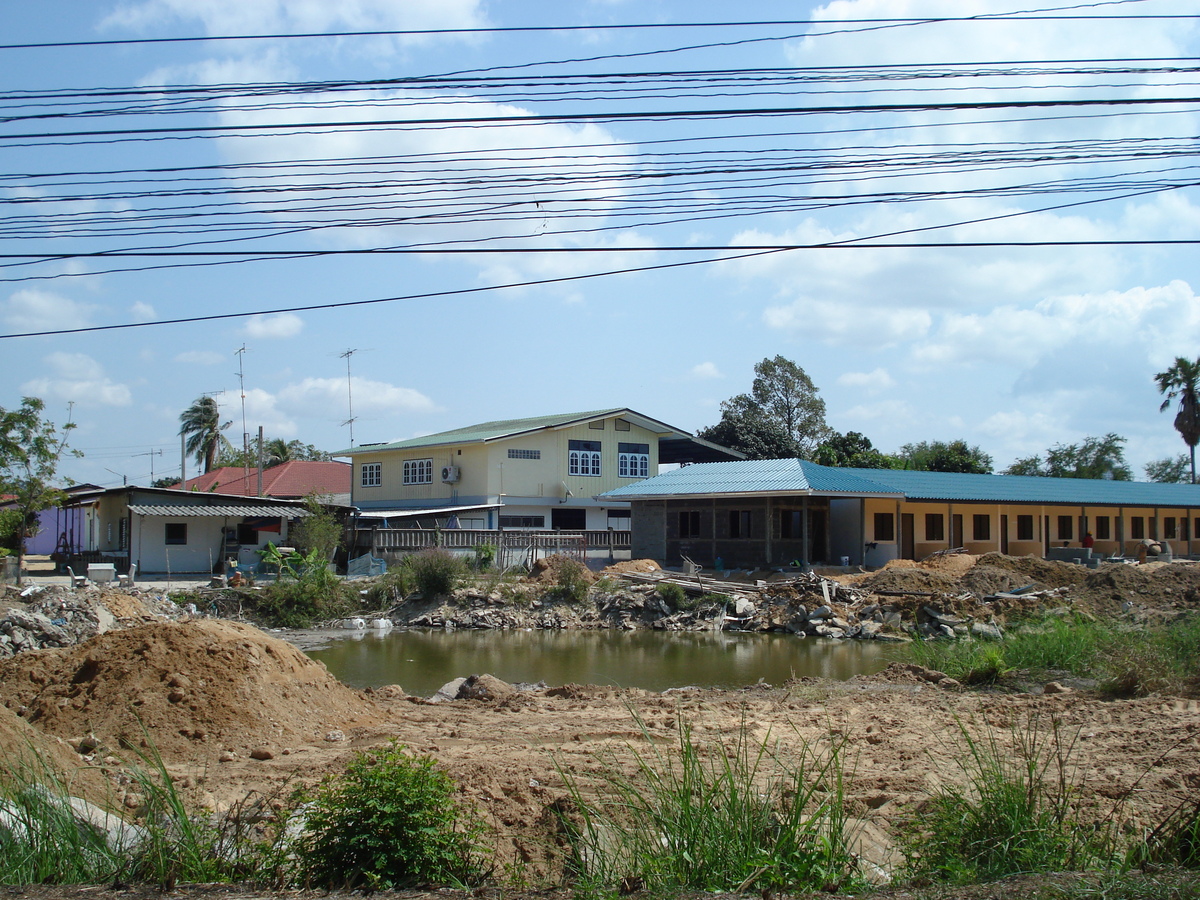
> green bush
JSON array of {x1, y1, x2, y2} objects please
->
[
  {"x1": 556, "y1": 713, "x2": 861, "y2": 895},
  {"x1": 552, "y1": 556, "x2": 591, "y2": 603},
  {"x1": 472, "y1": 543, "x2": 497, "y2": 571},
  {"x1": 655, "y1": 582, "x2": 687, "y2": 610},
  {"x1": 399, "y1": 548, "x2": 468, "y2": 598},
  {"x1": 292, "y1": 742, "x2": 484, "y2": 890},
  {"x1": 900, "y1": 715, "x2": 1115, "y2": 885}
]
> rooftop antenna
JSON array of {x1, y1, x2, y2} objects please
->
[
  {"x1": 235, "y1": 345, "x2": 250, "y2": 480},
  {"x1": 340, "y1": 348, "x2": 357, "y2": 447}
]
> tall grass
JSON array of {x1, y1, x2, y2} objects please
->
[
  {"x1": 555, "y1": 711, "x2": 861, "y2": 895},
  {"x1": 0, "y1": 751, "x2": 123, "y2": 884},
  {"x1": 908, "y1": 612, "x2": 1200, "y2": 695},
  {"x1": 900, "y1": 715, "x2": 1117, "y2": 885}
]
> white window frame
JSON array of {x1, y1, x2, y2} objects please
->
[
  {"x1": 403, "y1": 458, "x2": 433, "y2": 485},
  {"x1": 568, "y1": 449, "x2": 601, "y2": 476},
  {"x1": 361, "y1": 462, "x2": 382, "y2": 487},
  {"x1": 618, "y1": 452, "x2": 649, "y2": 478}
]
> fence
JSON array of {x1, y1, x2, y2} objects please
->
[{"x1": 368, "y1": 528, "x2": 631, "y2": 567}]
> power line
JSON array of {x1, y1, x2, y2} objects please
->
[{"x1": 0, "y1": 13, "x2": 1192, "y2": 52}]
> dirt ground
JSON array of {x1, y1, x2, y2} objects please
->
[{"x1": 1, "y1": 553, "x2": 1199, "y2": 897}]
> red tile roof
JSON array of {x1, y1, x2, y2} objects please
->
[{"x1": 172, "y1": 461, "x2": 350, "y2": 498}]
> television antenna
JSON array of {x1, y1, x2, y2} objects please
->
[{"x1": 340, "y1": 348, "x2": 357, "y2": 447}]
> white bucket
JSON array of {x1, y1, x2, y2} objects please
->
[{"x1": 840, "y1": 556, "x2": 850, "y2": 566}]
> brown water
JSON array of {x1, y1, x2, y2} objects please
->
[{"x1": 307, "y1": 628, "x2": 895, "y2": 696}]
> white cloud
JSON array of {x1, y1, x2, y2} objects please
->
[
  {"x1": 3, "y1": 290, "x2": 97, "y2": 333},
  {"x1": 276, "y1": 376, "x2": 437, "y2": 416},
  {"x1": 689, "y1": 362, "x2": 722, "y2": 380},
  {"x1": 174, "y1": 350, "x2": 227, "y2": 365},
  {"x1": 837, "y1": 368, "x2": 894, "y2": 392},
  {"x1": 20, "y1": 352, "x2": 132, "y2": 407},
  {"x1": 244, "y1": 313, "x2": 304, "y2": 339},
  {"x1": 130, "y1": 301, "x2": 156, "y2": 321},
  {"x1": 103, "y1": 0, "x2": 487, "y2": 41}
]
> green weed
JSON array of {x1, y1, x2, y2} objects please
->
[
  {"x1": 289, "y1": 741, "x2": 485, "y2": 890},
  {"x1": 555, "y1": 711, "x2": 861, "y2": 895},
  {"x1": 900, "y1": 715, "x2": 1116, "y2": 885}
]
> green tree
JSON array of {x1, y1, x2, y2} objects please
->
[
  {"x1": 699, "y1": 356, "x2": 831, "y2": 459},
  {"x1": 899, "y1": 440, "x2": 993, "y2": 474},
  {"x1": 179, "y1": 396, "x2": 230, "y2": 474},
  {"x1": 698, "y1": 395, "x2": 801, "y2": 460},
  {"x1": 288, "y1": 493, "x2": 343, "y2": 563},
  {"x1": 1145, "y1": 453, "x2": 1191, "y2": 483},
  {"x1": 1154, "y1": 356, "x2": 1200, "y2": 484},
  {"x1": 1004, "y1": 433, "x2": 1131, "y2": 480},
  {"x1": 0, "y1": 398, "x2": 80, "y2": 585},
  {"x1": 813, "y1": 431, "x2": 897, "y2": 468}
]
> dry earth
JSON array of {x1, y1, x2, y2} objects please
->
[{"x1": 1, "y1": 554, "x2": 1199, "y2": 898}]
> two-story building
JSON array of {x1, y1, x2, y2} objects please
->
[{"x1": 333, "y1": 408, "x2": 740, "y2": 555}]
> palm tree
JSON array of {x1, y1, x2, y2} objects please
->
[
  {"x1": 1155, "y1": 357, "x2": 1200, "y2": 484},
  {"x1": 179, "y1": 396, "x2": 229, "y2": 474}
]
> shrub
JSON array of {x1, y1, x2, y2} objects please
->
[
  {"x1": 553, "y1": 556, "x2": 591, "y2": 603},
  {"x1": 472, "y1": 543, "x2": 497, "y2": 571},
  {"x1": 292, "y1": 742, "x2": 484, "y2": 890},
  {"x1": 655, "y1": 582, "x2": 687, "y2": 609},
  {"x1": 400, "y1": 548, "x2": 468, "y2": 598},
  {"x1": 556, "y1": 713, "x2": 861, "y2": 895}
]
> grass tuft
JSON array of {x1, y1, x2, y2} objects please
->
[{"x1": 555, "y1": 710, "x2": 862, "y2": 895}]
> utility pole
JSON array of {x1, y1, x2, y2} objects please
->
[
  {"x1": 340, "y1": 348, "x2": 357, "y2": 447},
  {"x1": 133, "y1": 449, "x2": 163, "y2": 484}
]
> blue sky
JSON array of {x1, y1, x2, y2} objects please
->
[{"x1": 3, "y1": 0, "x2": 1200, "y2": 486}]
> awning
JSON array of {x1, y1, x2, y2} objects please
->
[
  {"x1": 127, "y1": 503, "x2": 309, "y2": 517},
  {"x1": 354, "y1": 503, "x2": 500, "y2": 520}
]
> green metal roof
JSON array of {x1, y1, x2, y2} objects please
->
[
  {"x1": 333, "y1": 409, "x2": 673, "y2": 455},
  {"x1": 601, "y1": 459, "x2": 1200, "y2": 508}
]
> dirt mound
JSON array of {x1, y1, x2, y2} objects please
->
[
  {"x1": 0, "y1": 619, "x2": 383, "y2": 761},
  {"x1": 858, "y1": 566, "x2": 964, "y2": 595},
  {"x1": 602, "y1": 559, "x2": 661, "y2": 575},
  {"x1": 532, "y1": 554, "x2": 597, "y2": 585},
  {"x1": 0, "y1": 703, "x2": 107, "y2": 799},
  {"x1": 1073, "y1": 561, "x2": 1200, "y2": 616}
]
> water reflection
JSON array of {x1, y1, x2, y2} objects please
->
[{"x1": 307, "y1": 629, "x2": 893, "y2": 696}]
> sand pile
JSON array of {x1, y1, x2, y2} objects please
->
[{"x1": 0, "y1": 619, "x2": 383, "y2": 761}]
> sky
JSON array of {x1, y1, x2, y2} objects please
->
[{"x1": 2, "y1": 0, "x2": 1200, "y2": 487}]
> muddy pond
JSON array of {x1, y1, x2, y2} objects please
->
[{"x1": 306, "y1": 628, "x2": 895, "y2": 696}]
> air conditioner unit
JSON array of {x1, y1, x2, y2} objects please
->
[{"x1": 441, "y1": 465, "x2": 461, "y2": 484}]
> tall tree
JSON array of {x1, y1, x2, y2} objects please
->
[
  {"x1": 699, "y1": 356, "x2": 831, "y2": 459},
  {"x1": 0, "y1": 397, "x2": 80, "y2": 585},
  {"x1": 179, "y1": 396, "x2": 229, "y2": 474},
  {"x1": 813, "y1": 431, "x2": 897, "y2": 469},
  {"x1": 899, "y1": 440, "x2": 993, "y2": 474},
  {"x1": 698, "y1": 396, "x2": 801, "y2": 460},
  {"x1": 1004, "y1": 433, "x2": 1131, "y2": 480},
  {"x1": 1154, "y1": 356, "x2": 1200, "y2": 484},
  {"x1": 1145, "y1": 453, "x2": 1191, "y2": 483}
]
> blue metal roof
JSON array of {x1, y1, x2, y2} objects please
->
[
  {"x1": 841, "y1": 466, "x2": 1200, "y2": 506},
  {"x1": 600, "y1": 458, "x2": 903, "y2": 499},
  {"x1": 601, "y1": 458, "x2": 1200, "y2": 508}
]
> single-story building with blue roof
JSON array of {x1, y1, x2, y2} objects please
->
[{"x1": 599, "y1": 459, "x2": 1200, "y2": 568}]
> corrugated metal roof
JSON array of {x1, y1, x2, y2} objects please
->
[
  {"x1": 128, "y1": 503, "x2": 310, "y2": 517},
  {"x1": 354, "y1": 504, "x2": 501, "y2": 518},
  {"x1": 600, "y1": 459, "x2": 903, "y2": 499},
  {"x1": 601, "y1": 459, "x2": 1200, "y2": 508},
  {"x1": 331, "y1": 408, "x2": 706, "y2": 456},
  {"x1": 332, "y1": 409, "x2": 626, "y2": 454},
  {"x1": 841, "y1": 467, "x2": 1200, "y2": 506}
]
